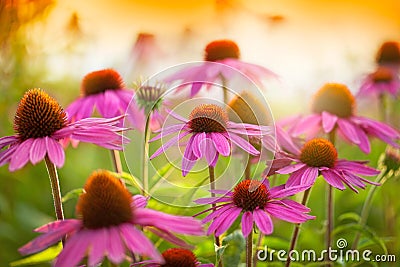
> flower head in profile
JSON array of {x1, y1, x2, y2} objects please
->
[
  {"x1": 375, "y1": 41, "x2": 400, "y2": 71},
  {"x1": 0, "y1": 89, "x2": 127, "y2": 171},
  {"x1": 66, "y1": 69, "x2": 134, "y2": 123},
  {"x1": 270, "y1": 138, "x2": 381, "y2": 193},
  {"x1": 150, "y1": 104, "x2": 271, "y2": 176},
  {"x1": 358, "y1": 67, "x2": 400, "y2": 98},
  {"x1": 292, "y1": 83, "x2": 400, "y2": 153},
  {"x1": 132, "y1": 248, "x2": 214, "y2": 267},
  {"x1": 19, "y1": 170, "x2": 204, "y2": 267},
  {"x1": 194, "y1": 180, "x2": 314, "y2": 237},
  {"x1": 165, "y1": 39, "x2": 278, "y2": 96},
  {"x1": 127, "y1": 80, "x2": 168, "y2": 132}
]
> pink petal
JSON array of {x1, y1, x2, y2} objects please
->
[
  {"x1": 132, "y1": 195, "x2": 148, "y2": 208},
  {"x1": 182, "y1": 136, "x2": 197, "y2": 176},
  {"x1": 35, "y1": 219, "x2": 82, "y2": 233},
  {"x1": 97, "y1": 90, "x2": 121, "y2": 118},
  {"x1": 205, "y1": 136, "x2": 218, "y2": 166},
  {"x1": 320, "y1": 169, "x2": 346, "y2": 190},
  {"x1": 107, "y1": 227, "x2": 125, "y2": 264},
  {"x1": 337, "y1": 119, "x2": 360, "y2": 144},
  {"x1": 29, "y1": 138, "x2": 47, "y2": 164},
  {"x1": 266, "y1": 202, "x2": 312, "y2": 223},
  {"x1": 213, "y1": 207, "x2": 241, "y2": 237},
  {"x1": 120, "y1": 223, "x2": 163, "y2": 263},
  {"x1": 241, "y1": 211, "x2": 253, "y2": 237},
  {"x1": 200, "y1": 204, "x2": 236, "y2": 223},
  {"x1": 9, "y1": 139, "x2": 33, "y2": 171},
  {"x1": 150, "y1": 130, "x2": 189, "y2": 159},
  {"x1": 45, "y1": 137, "x2": 65, "y2": 168},
  {"x1": 54, "y1": 230, "x2": 91, "y2": 267},
  {"x1": 335, "y1": 160, "x2": 380, "y2": 176},
  {"x1": 253, "y1": 209, "x2": 273, "y2": 235},
  {"x1": 211, "y1": 132, "x2": 230, "y2": 156},
  {"x1": 192, "y1": 132, "x2": 206, "y2": 158},
  {"x1": 87, "y1": 228, "x2": 107, "y2": 267},
  {"x1": 292, "y1": 114, "x2": 321, "y2": 137},
  {"x1": 321, "y1": 111, "x2": 338, "y2": 133},
  {"x1": 269, "y1": 183, "x2": 311, "y2": 199},
  {"x1": 0, "y1": 135, "x2": 18, "y2": 149},
  {"x1": 0, "y1": 145, "x2": 18, "y2": 167},
  {"x1": 228, "y1": 133, "x2": 259, "y2": 155},
  {"x1": 276, "y1": 163, "x2": 306, "y2": 174},
  {"x1": 147, "y1": 227, "x2": 194, "y2": 249}
]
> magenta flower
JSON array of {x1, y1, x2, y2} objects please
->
[
  {"x1": 194, "y1": 180, "x2": 314, "y2": 237},
  {"x1": 150, "y1": 104, "x2": 271, "y2": 176},
  {"x1": 0, "y1": 89, "x2": 127, "y2": 171},
  {"x1": 358, "y1": 67, "x2": 400, "y2": 98},
  {"x1": 292, "y1": 83, "x2": 399, "y2": 153},
  {"x1": 132, "y1": 248, "x2": 214, "y2": 267},
  {"x1": 66, "y1": 69, "x2": 134, "y2": 123},
  {"x1": 19, "y1": 170, "x2": 204, "y2": 267},
  {"x1": 165, "y1": 39, "x2": 278, "y2": 96},
  {"x1": 271, "y1": 138, "x2": 381, "y2": 193}
]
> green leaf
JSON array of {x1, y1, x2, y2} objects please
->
[
  {"x1": 337, "y1": 212, "x2": 361, "y2": 223},
  {"x1": 219, "y1": 230, "x2": 246, "y2": 267},
  {"x1": 62, "y1": 188, "x2": 84, "y2": 203},
  {"x1": 10, "y1": 243, "x2": 62, "y2": 266}
]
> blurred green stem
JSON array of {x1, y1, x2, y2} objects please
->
[
  {"x1": 220, "y1": 74, "x2": 229, "y2": 105},
  {"x1": 142, "y1": 115, "x2": 152, "y2": 196},
  {"x1": 285, "y1": 187, "x2": 311, "y2": 267},
  {"x1": 352, "y1": 170, "x2": 388, "y2": 250},
  {"x1": 379, "y1": 93, "x2": 388, "y2": 123}
]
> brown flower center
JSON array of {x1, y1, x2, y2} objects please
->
[
  {"x1": 188, "y1": 104, "x2": 228, "y2": 133},
  {"x1": 376, "y1": 41, "x2": 400, "y2": 65},
  {"x1": 160, "y1": 248, "x2": 197, "y2": 267},
  {"x1": 233, "y1": 180, "x2": 269, "y2": 212},
  {"x1": 81, "y1": 69, "x2": 125, "y2": 96},
  {"x1": 371, "y1": 67, "x2": 393, "y2": 83},
  {"x1": 299, "y1": 138, "x2": 337, "y2": 168},
  {"x1": 204, "y1": 39, "x2": 240, "y2": 61},
  {"x1": 227, "y1": 91, "x2": 270, "y2": 125},
  {"x1": 312, "y1": 83, "x2": 355, "y2": 118},
  {"x1": 76, "y1": 170, "x2": 133, "y2": 229},
  {"x1": 13, "y1": 89, "x2": 67, "y2": 141}
]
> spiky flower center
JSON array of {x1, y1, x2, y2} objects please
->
[
  {"x1": 312, "y1": 83, "x2": 355, "y2": 118},
  {"x1": 371, "y1": 67, "x2": 393, "y2": 83},
  {"x1": 299, "y1": 138, "x2": 337, "y2": 168},
  {"x1": 76, "y1": 170, "x2": 133, "y2": 229},
  {"x1": 204, "y1": 39, "x2": 240, "y2": 61},
  {"x1": 161, "y1": 248, "x2": 197, "y2": 267},
  {"x1": 81, "y1": 69, "x2": 125, "y2": 96},
  {"x1": 233, "y1": 180, "x2": 269, "y2": 212},
  {"x1": 188, "y1": 104, "x2": 228, "y2": 133},
  {"x1": 135, "y1": 84, "x2": 165, "y2": 114},
  {"x1": 14, "y1": 89, "x2": 67, "y2": 141},
  {"x1": 376, "y1": 41, "x2": 400, "y2": 65}
]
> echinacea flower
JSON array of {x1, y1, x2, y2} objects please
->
[
  {"x1": 19, "y1": 170, "x2": 204, "y2": 267},
  {"x1": 0, "y1": 89, "x2": 127, "y2": 171},
  {"x1": 131, "y1": 248, "x2": 214, "y2": 267},
  {"x1": 165, "y1": 39, "x2": 278, "y2": 97},
  {"x1": 150, "y1": 104, "x2": 271, "y2": 176},
  {"x1": 358, "y1": 66, "x2": 400, "y2": 98},
  {"x1": 271, "y1": 138, "x2": 381, "y2": 193},
  {"x1": 66, "y1": 69, "x2": 134, "y2": 123},
  {"x1": 292, "y1": 83, "x2": 400, "y2": 153},
  {"x1": 127, "y1": 81, "x2": 168, "y2": 132},
  {"x1": 375, "y1": 41, "x2": 400, "y2": 71},
  {"x1": 194, "y1": 180, "x2": 314, "y2": 237}
]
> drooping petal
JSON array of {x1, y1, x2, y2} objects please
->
[
  {"x1": 241, "y1": 211, "x2": 253, "y2": 237},
  {"x1": 182, "y1": 136, "x2": 197, "y2": 176},
  {"x1": 335, "y1": 160, "x2": 380, "y2": 176},
  {"x1": 9, "y1": 139, "x2": 33, "y2": 171},
  {"x1": 132, "y1": 195, "x2": 148, "y2": 208},
  {"x1": 211, "y1": 132, "x2": 231, "y2": 156},
  {"x1": 0, "y1": 135, "x2": 18, "y2": 149},
  {"x1": 321, "y1": 111, "x2": 338, "y2": 133},
  {"x1": 320, "y1": 169, "x2": 346, "y2": 190},
  {"x1": 54, "y1": 230, "x2": 91, "y2": 267},
  {"x1": 205, "y1": 135, "x2": 218, "y2": 166},
  {"x1": 292, "y1": 114, "x2": 322, "y2": 137},
  {"x1": 107, "y1": 227, "x2": 125, "y2": 264},
  {"x1": 211, "y1": 207, "x2": 241, "y2": 237},
  {"x1": 87, "y1": 228, "x2": 107, "y2": 267},
  {"x1": 147, "y1": 227, "x2": 194, "y2": 249},
  {"x1": 228, "y1": 133, "x2": 259, "y2": 155},
  {"x1": 29, "y1": 138, "x2": 47, "y2": 164},
  {"x1": 275, "y1": 163, "x2": 307, "y2": 175},
  {"x1": 45, "y1": 137, "x2": 65, "y2": 168},
  {"x1": 269, "y1": 183, "x2": 312, "y2": 199},
  {"x1": 192, "y1": 132, "x2": 206, "y2": 158},
  {"x1": 253, "y1": 209, "x2": 273, "y2": 235},
  {"x1": 150, "y1": 130, "x2": 190, "y2": 159},
  {"x1": 337, "y1": 119, "x2": 360, "y2": 145},
  {"x1": 200, "y1": 204, "x2": 236, "y2": 224},
  {"x1": 266, "y1": 201, "x2": 314, "y2": 223}
]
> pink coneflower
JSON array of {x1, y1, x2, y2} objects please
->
[
  {"x1": 19, "y1": 170, "x2": 204, "y2": 267},
  {"x1": 194, "y1": 180, "x2": 314, "y2": 237},
  {"x1": 66, "y1": 69, "x2": 134, "y2": 123},
  {"x1": 132, "y1": 248, "x2": 214, "y2": 267},
  {"x1": 150, "y1": 104, "x2": 271, "y2": 176},
  {"x1": 358, "y1": 67, "x2": 400, "y2": 98},
  {"x1": 165, "y1": 39, "x2": 278, "y2": 97},
  {"x1": 292, "y1": 83, "x2": 400, "y2": 153},
  {"x1": 271, "y1": 138, "x2": 381, "y2": 193},
  {"x1": 127, "y1": 81, "x2": 168, "y2": 132},
  {"x1": 0, "y1": 89, "x2": 126, "y2": 171}
]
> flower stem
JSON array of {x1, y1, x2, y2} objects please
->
[
  {"x1": 142, "y1": 115, "x2": 152, "y2": 197},
  {"x1": 110, "y1": 150, "x2": 123, "y2": 174},
  {"x1": 209, "y1": 166, "x2": 221, "y2": 247},
  {"x1": 245, "y1": 157, "x2": 253, "y2": 267},
  {"x1": 220, "y1": 74, "x2": 229, "y2": 105},
  {"x1": 352, "y1": 170, "x2": 388, "y2": 250},
  {"x1": 44, "y1": 155, "x2": 64, "y2": 221},
  {"x1": 253, "y1": 233, "x2": 264, "y2": 267},
  {"x1": 379, "y1": 93, "x2": 388, "y2": 123},
  {"x1": 285, "y1": 187, "x2": 311, "y2": 267}
]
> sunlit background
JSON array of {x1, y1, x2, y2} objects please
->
[{"x1": 0, "y1": 0, "x2": 399, "y2": 265}]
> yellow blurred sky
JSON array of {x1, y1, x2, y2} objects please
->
[{"x1": 40, "y1": 0, "x2": 400, "y2": 104}]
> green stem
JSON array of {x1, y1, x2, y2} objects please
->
[
  {"x1": 220, "y1": 74, "x2": 229, "y2": 105},
  {"x1": 253, "y1": 233, "x2": 264, "y2": 267},
  {"x1": 209, "y1": 166, "x2": 223, "y2": 267},
  {"x1": 352, "y1": 170, "x2": 388, "y2": 249},
  {"x1": 379, "y1": 93, "x2": 388, "y2": 123},
  {"x1": 44, "y1": 155, "x2": 65, "y2": 246},
  {"x1": 285, "y1": 188, "x2": 312, "y2": 267},
  {"x1": 142, "y1": 115, "x2": 152, "y2": 196}
]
